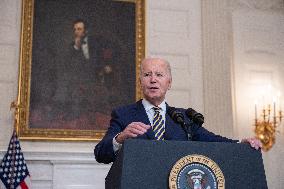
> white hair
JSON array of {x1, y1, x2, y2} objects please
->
[{"x1": 140, "y1": 57, "x2": 172, "y2": 79}]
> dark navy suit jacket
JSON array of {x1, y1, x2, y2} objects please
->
[{"x1": 94, "y1": 100, "x2": 237, "y2": 164}]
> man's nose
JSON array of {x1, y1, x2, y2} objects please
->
[{"x1": 150, "y1": 75, "x2": 157, "y2": 83}]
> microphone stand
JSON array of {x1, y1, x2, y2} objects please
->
[
  {"x1": 167, "y1": 106, "x2": 193, "y2": 141},
  {"x1": 181, "y1": 122, "x2": 192, "y2": 141}
]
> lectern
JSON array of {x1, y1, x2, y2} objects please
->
[{"x1": 105, "y1": 139, "x2": 267, "y2": 189}]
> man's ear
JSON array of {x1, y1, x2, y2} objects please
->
[
  {"x1": 168, "y1": 78, "x2": 172, "y2": 90},
  {"x1": 139, "y1": 77, "x2": 143, "y2": 90}
]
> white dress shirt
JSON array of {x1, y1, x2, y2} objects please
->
[
  {"x1": 142, "y1": 99, "x2": 166, "y2": 126},
  {"x1": 73, "y1": 36, "x2": 90, "y2": 60}
]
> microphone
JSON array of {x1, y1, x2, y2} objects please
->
[
  {"x1": 185, "y1": 108, "x2": 204, "y2": 125},
  {"x1": 167, "y1": 106, "x2": 185, "y2": 125},
  {"x1": 167, "y1": 106, "x2": 192, "y2": 141}
]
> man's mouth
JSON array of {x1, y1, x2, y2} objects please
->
[
  {"x1": 149, "y1": 87, "x2": 159, "y2": 90},
  {"x1": 148, "y1": 87, "x2": 159, "y2": 93}
]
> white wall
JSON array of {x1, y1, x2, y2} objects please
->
[
  {"x1": 0, "y1": 0, "x2": 21, "y2": 149},
  {"x1": 231, "y1": 1, "x2": 284, "y2": 188},
  {"x1": 147, "y1": 0, "x2": 203, "y2": 111},
  {"x1": 0, "y1": 0, "x2": 283, "y2": 188}
]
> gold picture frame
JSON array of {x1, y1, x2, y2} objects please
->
[{"x1": 16, "y1": 0, "x2": 145, "y2": 141}]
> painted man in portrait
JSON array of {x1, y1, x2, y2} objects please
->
[{"x1": 60, "y1": 19, "x2": 121, "y2": 128}]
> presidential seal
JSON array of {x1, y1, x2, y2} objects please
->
[{"x1": 169, "y1": 154, "x2": 225, "y2": 189}]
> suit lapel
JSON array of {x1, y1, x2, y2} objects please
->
[
  {"x1": 164, "y1": 104, "x2": 186, "y2": 140},
  {"x1": 164, "y1": 113, "x2": 177, "y2": 140},
  {"x1": 134, "y1": 100, "x2": 155, "y2": 140}
]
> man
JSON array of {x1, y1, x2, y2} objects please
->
[
  {"x1": 69, "y1": 19, "x2": 114, "y2": 83},
  {"x1": 94, "y1": 57, "x2": 262, "y2": 164},
  {"x1": 63, "y1": 19, "x2": 118, "y2": 123}
]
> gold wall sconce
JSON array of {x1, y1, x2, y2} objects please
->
[{"x1": 254, "y1": 101, "x2": 282, "y2": 151}]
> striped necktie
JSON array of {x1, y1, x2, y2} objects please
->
[{"x1": 152, "y1": 107, "x2": 165, "y2": 140}]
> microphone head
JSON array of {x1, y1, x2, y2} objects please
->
[
  {"x1": 185, "y1": 108, "x2": 204, "y2": 125},
  {"x1": 167, "y1": 106, "x2": 185, "y2": 124},
  {"x1": 167, "y1": 106, "x2": 176, "y2": 116},
  {"x1": 185, "y1": 108, "x2": 196, "y2": 119}
]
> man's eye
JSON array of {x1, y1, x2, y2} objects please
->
[
  {"x1": 143, "y1": 73, "x2": 151, "y2": 77},
  {"x1": 156, "y1": 73, "x2": 163, "y2": 77}
]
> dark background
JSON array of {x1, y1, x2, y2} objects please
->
[{"x1": 29, "y1": 0, "x2": 136, "y2": 130}]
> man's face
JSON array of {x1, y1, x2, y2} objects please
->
[
  {"x1": 73, "y1": 22, "x2": 86, "y2": 38},
  {"x1": 140, "y1": 59, "x2": 172, "y2": 106}
]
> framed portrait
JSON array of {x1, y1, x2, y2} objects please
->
[{"x1": 16, "y1": 0, "x2": 145, "y2": 141}]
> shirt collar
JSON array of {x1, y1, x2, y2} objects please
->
[
  {"x1": 82, "y1": 36, "x2": 88, "y2": 44},
  {"x1": 142, "y1": 99, "x2": 166, "y2": 113}
]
